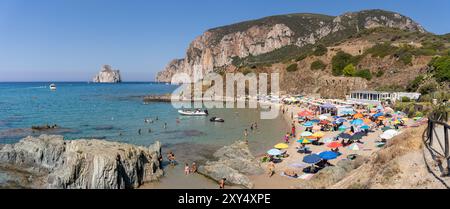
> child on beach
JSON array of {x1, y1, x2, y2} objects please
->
[
  {"x1": 284, "y1": 133, "x2": 290, "y2": 143},
  {"x1": 219, "y1": 178, "x2": 226, "y2": 189},
  {"x1": 191, "y1": 162, "x2": 197, "y2": 173},
  {"x1": 184, "y1": 163, "x2": 190, "y2": 175}
]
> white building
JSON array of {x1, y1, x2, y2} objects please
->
[{"x1": 348, "y1": 90, "x2": 421, "y2": 104}]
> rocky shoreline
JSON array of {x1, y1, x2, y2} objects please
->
[{"x1": 0, "y1": 135, "x2": 163, "y2": 189}]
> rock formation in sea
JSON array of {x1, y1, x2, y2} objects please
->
[
  {"x1": 198, "y1": 141, "x2": 264, "y2": 189},
  {"x1": 92, "y1": 65, "x2": 122, "y2": 83},
  {"x1": 0, "y1": 135, "x2": 163, "y2": 189}
]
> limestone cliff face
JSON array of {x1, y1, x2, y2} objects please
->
[
  {"x1": 0, "y1": 135, "x2": 163, "y2": 189},
  {"x1": 156, "y1": 9, "x2": 425, "y2": 82},
  {"x1": 93, "y1": 65, "x2": 122, "y2": 83}
]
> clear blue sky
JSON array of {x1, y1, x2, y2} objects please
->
[{"x1": 0, "y1": 0, "x2": 448, "y2": 81}]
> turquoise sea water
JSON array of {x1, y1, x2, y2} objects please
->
[{"x1": 0, "y1": 82, "x2": 287, "y2": 155}]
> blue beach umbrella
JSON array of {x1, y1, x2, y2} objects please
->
[
  {"x1": 319, "y1": 151, "x2": 339, "y2": 160},
  {"x1": 373, "y1": 113, "x2": 384, "y2": 118},
  {"x1": 338, "y1": 125, "x2": 348, "y2": 131},
  {"x1": 351, "y1": 119, "x2": 364, "y2": 126},
  {"x1": 303, "y1": 154, "x2": 322, "y2": 164},
  {"x1": 304, "y1": 122, "x2": 314, "y2": 127},
  {"x1": 361, "y1": 125, "x2": 370, "y2": 130},
  {"x1": 310, "y1": 119, "x2": 320, "y2": 124},
  {"x1": 267, "y1": 149, "x2": 283, "y2": 156},
  {"x1": 337, "y1": 118, "x2": 347, "y2": 123}
]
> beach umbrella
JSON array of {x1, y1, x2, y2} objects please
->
[
  {"x1": 312, "y1": 132, "x2": 325, "y2": 138},
  {"x1": 267, "y1": 149, "x2": 283, "y2": 156},
  {"x1": 310, "y1": 119, "x2": 320, "y2": 123},
  {"x1": 274, "y1": 143, "x2": 289, "y2": 149},
  {"x1": 351, "y1": 119, "x2": 364, "y2": 126},
  {"x1": 303, "y1": 122, "x2": 314, "y2": 127},
  {"x1": 319, "y1": 115, "x2": 328, "y2": 120},
  {"x1": 297, "y1": 138, "x2": 312, "y2": 144},
  {"x1": 319, "y1": 151, "x2": 339, "y2": 160},
  {"x1": 298, "y1": 110, "x2": 314, "y2": 117},
  {"x1": 303, "y1": 154, "x2": 322, "y2": 164},
  {"x1": 323, "y1": 138, "x2": 334, "y2": 143},
  {"x1": 337, "y1": 118, "x2": 347, "y2": 123},
  {"x1": 360, "y1": 125, "x2": 370, "y2": 130},
  {"x1": 380, "y1": 133, "x2": 394, "y2": 140},
  {"x1": 327, "y1": 141, "x2": 343, "y2": 148},
  {"x1": 301, "y1": 131, "x2": 313, "y2": 137},
  {"x1": 348, "y1": 143, "x2": 363, "y2": 151},
  {"x1": 338, "y1": 133, "x2": 352, "y2": 139},
  {"x1": 333, "y1": 116, "x2": 341, "y2": 119},
  {"x1": 363, "y1": 118, "x2": 372, "y2": 124},
  {"x1": 319, "y1": 120, "x2": 330, "y2": 125},
  {"x1": 338, "y1": 125, "x2": 348, "y2": 131},
  {"x1": 312, "y1": 125, "x2": 322, "y2": 131},
  {"x1": 373, "y1": 113, "x2": 384, "y2": 118},
  {"x1": 353, "y1": 113, "x2": 364, "y2": 119},
  {"x1": 350, "y1": 133, "x2": 364, "y2": 140}
]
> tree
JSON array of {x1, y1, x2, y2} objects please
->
[
  {"x1": 428, "y1": 55, "x2": 450, "y2": 82},
  {"x1": 343, "y1": 64, "x2": 356, "y2": 77},
  {"x1": 406, "y1": 75, "x2": 424, "y2": 92},
  {"x1": 355, "y1": 69, "x2": 372, "y2": 80},
  {"x1": 331, "y1": 51, "x2": 353, "y2": 76}
]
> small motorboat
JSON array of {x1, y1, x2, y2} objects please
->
[
  {"x1": 178, "y1": 109, "x2": 208, "y2": 116},
  {"x1": 49, "y1": 83, "x2": 57, "y2": 91},
  {"x1": 210, "y1": 117, "x2": 225, "y2": 123}
]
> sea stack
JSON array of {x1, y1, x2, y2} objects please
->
[{"x1": 92, "y1": 65, "x2": 122, "y2": 83}]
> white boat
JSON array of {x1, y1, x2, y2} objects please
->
[
  {"x1": 178, "y1": 109, "x2": 208, "y2": 116},
  {"x1": 49, "y1": 84, "x2": 56, "y2": 91}
]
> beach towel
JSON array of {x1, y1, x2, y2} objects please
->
[
  {"x1": 299, "y1": 173, "x2": 314, "y2": 180},
  {"x1": 280, "y1": 172, "x2": 301, "y2": 179}
]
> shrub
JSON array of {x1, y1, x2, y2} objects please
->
[
  {"x1": 310, "y1": 60, "x2": 326, "y2": 70},
  {"x1": 355, "y1": 69, "x2": 372, "y2": 80},
  {"x1": 366, "y1": 42, "x2": 398, "y2": 58},
  {"x1": 418, "y1": 82, "x2": 438, "y2": 95},
  {"x1": 332, "y1": 51, "x2": 353, "y2": 76},
  {"x1": 401, "y1": 96, "x2": 411, "y2": 102},
  {"x1": 415, "y1": 111, "x2": 424, "y2": 117},
  {"x1": 376, "y1": 70, "x2": 384, "y2": 77},
  {"x1": 428, "y1": 55, "x2": 450, "y2": 82},
  {"x1": 312, "y1": 44, "x2": 327, "y2": 56},
  {"x1": 406, "y1": 75, "x2": 424, "y2": 92},
  {"x1": 296, "y1": 53, "x2": 308, "y2": 62},
  {"x1": 343, "y1": 64, "x2": 356, "y2": 76},
  {"x1": 286, "y1": 63, "x2": 298, "y2": 72}
]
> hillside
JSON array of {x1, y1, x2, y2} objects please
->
[{"x1": 156, "y1": 9, "x2": 449, "y2": 98}]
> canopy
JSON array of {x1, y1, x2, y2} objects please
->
[
  {"x1": 267, "y1": 149, "x2": 283, "y2": 156},
  {"x1": 303, "y1": 122, "x2": 314, "y2": 127},
  {"x1": 297, "y1": 138, "x2": 312, "y2": 144},
  {"x1": 348, "y1": 143, "x2": 363, "y2": 151},
  {"x1": 383, "y1": 129, "x2": 399, "y2": 137},
  {"x1": 353, "y1": 113, "x2": 364, "y2": 119},
  {"x1": 312, "y1": 132, "x2": 325, "y2": 138},
  {"x1": 321, "y1": 103, "x2": 335, "y2": 109},
  {"x1": 298, "y1": 110, "x2": 314, "y2": 117},
  {"x1": 327, "y1": 141, "x2": 343, "y2": 148},
  {"x1": 318, "y1": 151, "x2": 338, "y2": 160},
  {"x1": 351, "y1": 119, "x2": 364, "y2": 126},
  {"x1": 301, "y1": 131, "x2": 313, "y2": 137},
  {"x1": 303, "y1": 154, "x2": 322, "y2": 164},
  {"x1": 274, "y1": 143, "x2": 289, "y2": 149},
  {"x1": 380, "y1": 133, "x2": 394, "y2": 140}
]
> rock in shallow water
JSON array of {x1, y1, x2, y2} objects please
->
[{"x1": 0, "y1": 135, "x2": 163, "y2": 189}]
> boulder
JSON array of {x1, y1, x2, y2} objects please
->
[
  {"x1": 197, "y1": 141, "x2": 263, "y2": 188},
  {"x1": 0, "y1": 135, "x2": 163, "y2": 189}
]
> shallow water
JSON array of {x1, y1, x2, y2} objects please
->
[{"x1": 0, "y1": 82, "x2": 288, "y2": 188}]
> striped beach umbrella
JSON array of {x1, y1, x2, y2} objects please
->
[
  {"x1": 297, "y1": 138, "x2": 312, "y2": 144},
  {"x1": 348, "y1": 143, "x2": 363, "y2": 151},
  {"x1": 301, "y1": 131, "x2": 313, "y2": 137}
]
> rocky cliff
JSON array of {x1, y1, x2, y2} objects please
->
[
  {"x1": 156, "y1": 9, "x2": 425, "y2": 83},
  {"x1": 93, "y1": 65, "x2": 122, "y2": 83},
  {"x1": 0, "y1": 135, "x2": 163, "y2": 189}
]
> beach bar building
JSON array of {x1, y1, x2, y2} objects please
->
[{"x1": 348, "y1": 90, "x2": 421, "y2": 105}]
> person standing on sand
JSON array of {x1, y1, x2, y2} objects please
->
[
  {"x1": 244, "y1": 129, "x2": 249, "y2": 144},
  {"x1": 219, "y1": 178, "x2": 226, "y2": 189},
  {"x1": 184, "y1": 163, "x2": 190, "y2": 175},
  {"x1": 291, "y1": 124, "x2": 296, "y2": 137},
  {"x1": 284, "y1": 133, "x2": 290, "y2": 143},
  {"x1": 254, "y1": 122, "x2": 258, "y2": 130},
  {"x1": 267, "y1": 162, "x2": 275, "y2": 177},
  {"x1": 191, "y1": 162, "x2": 197, "y2": 173},
  {"x1": 250, "y1": 124, "x2": 254, "y2": 131}
]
